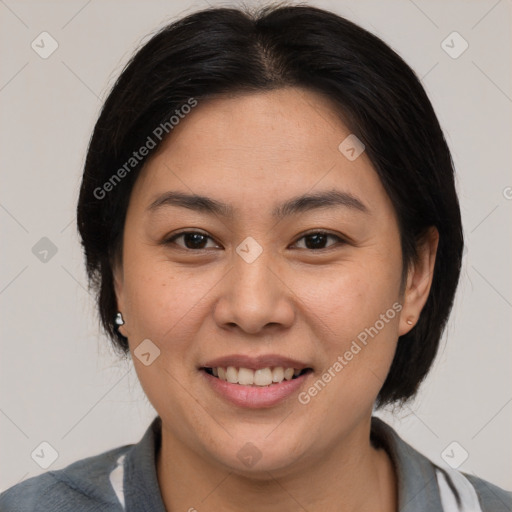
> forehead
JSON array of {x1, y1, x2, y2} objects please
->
[
  {"x1": 131, "y1": 87, "x2": 391, "y2": 218},
  {"x1": 161, "y1": 87, "x2": 348, "y2": 165}
]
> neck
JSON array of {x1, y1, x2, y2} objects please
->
[{"x1": 156, "y1": 417, "x2": 397, "y2": 512}]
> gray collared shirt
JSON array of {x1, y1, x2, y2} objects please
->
[{"x1": 1, "y1": 416, "x2": 510, "y2": 511}]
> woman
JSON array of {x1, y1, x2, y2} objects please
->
[{"x1": 1, "y1": 4, "x2": 510, "y2": 511}]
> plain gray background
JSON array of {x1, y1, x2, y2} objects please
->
[{"x1": 1, "y1": 0, "x2": 511, "y2": 493}]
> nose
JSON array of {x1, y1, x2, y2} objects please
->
[{"x1": 213, "y1": 250, "x2": 296, "y2": 335}]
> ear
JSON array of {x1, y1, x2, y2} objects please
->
[
  {"x1": 112, "y1": 258, "x2": 129, "y2": 339},
  {"x1": 398, "y1": 227, "x2": 439, "y2": 336}
]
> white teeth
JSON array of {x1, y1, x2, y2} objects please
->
[
  {"x1": 210, "y1": 366, "x2": 306, "y2": 386},
  {"x1": 238, "y1": 368, "x2": 254, "y2": 385},
  {"x1": 284, "y1": 368, "x2": 294, "y2": 381},
  {"x1": 254, "y1": 368, "x2": 273, "y2": 386},
  {"x1": 272, "y1": 367, "x2": 284, "y2": 382},
  {"x1": 226, "y1": 366, "x2": 238, "y2": 384}
]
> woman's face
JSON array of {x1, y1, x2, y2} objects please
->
[{"x1": 114, "y1": 87, "x2": 433, "y2": 475}]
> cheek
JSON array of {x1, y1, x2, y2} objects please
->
[
  {"x1": 121, "y1": 249, "x2": 223, "y2": 351},
  {"x1": 295, "y1": 252, "x2": 401, "y2": 395},
  {"x1": 297, "y1": 253, "x2": 402, "y2": 336},
  {"x1": 120, "y1": 256, "x2": 214, "y2": 413},
  {"x1": 123, "y1": 270, "x2": 188, "y2": 339}
]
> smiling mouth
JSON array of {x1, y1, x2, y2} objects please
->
[{"x1": 202, "y1": 366, "x2": 313, "y2": 387}]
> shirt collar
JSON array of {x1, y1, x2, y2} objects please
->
[
  {"x1": 123, "y1": 416, "x2": 166, "y2": 512},
  {"x1": 371, "y1": 415, "x2": 443, "y2": 511},
  {"x1": 122, "y1": 415, "x2": 442, "y2": 511}
]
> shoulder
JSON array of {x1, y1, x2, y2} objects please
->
[
  {"x1": 370, "y1": 416, "x2": 512, "y2": 512},
  {"x1": 463, "y1": 471, "x2": 512, "y2": 512},
  {"x1": 0, "y1": 444, "x2": 131, "y2": 512}
]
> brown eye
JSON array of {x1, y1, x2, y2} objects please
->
[
  {"x1": 293, "y1": 231, "x2": 344, "y2": 250},
  {"x1": 165, "y1": 231, "x2": 219, "y2": 250}
]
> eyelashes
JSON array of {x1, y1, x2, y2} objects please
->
[
  {"x1": 292, "y1": 231, "x2": 345, "y2": 250},
  {"x1": 163, "y1": 230, "x2": 347, "y2": 252},
  {"x1": 165, "y1": 231, "x2": 218, "y2": 250}
]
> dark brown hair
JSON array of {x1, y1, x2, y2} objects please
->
[{"x1": 77, "y1": 4, "x2": 463, "y2": 408}]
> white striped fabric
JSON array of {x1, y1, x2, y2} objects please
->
[{"x1": 436, "y1": 467, "x2": 483, "y2": 512}]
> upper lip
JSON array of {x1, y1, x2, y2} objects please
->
[{"x1": 201, "y1": 354, "x2": 312, "y2": 371}]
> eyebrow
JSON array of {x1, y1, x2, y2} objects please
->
[{"x1": 146, "y1": 189, "x2": 369, "y2": 218}]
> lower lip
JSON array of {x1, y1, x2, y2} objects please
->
[{"x1": 201, "y1": 370, "x2": 311, "y2": 408}]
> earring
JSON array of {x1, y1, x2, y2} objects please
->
[
  {"x1": 115, "y1": 312, "x2": 125, "y2": 326},
  {"x1": 406, "y1": 318, "x2": 414, "y2": 325}
]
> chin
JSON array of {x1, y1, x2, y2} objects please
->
[{"x1": 206, "y1": 430, "x2": 308, "y2": 477}]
